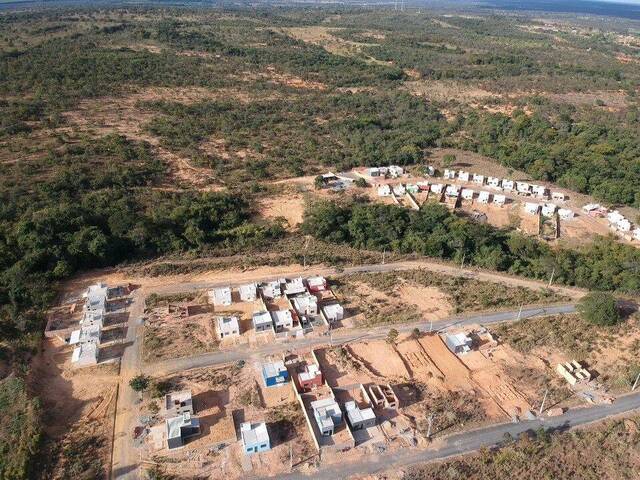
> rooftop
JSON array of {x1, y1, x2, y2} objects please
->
[
  {"x1": 167, "y1": 412, "x2": 199, "y2": 440},
  {"x1": 241, "y1": 421, "x2": 269, "y2": 446}
]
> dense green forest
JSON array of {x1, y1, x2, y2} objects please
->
[{"x1": 302, "y1": 199, "x2": 640, "y2": 292}]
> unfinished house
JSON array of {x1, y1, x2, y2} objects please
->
[
  {"x1": 558, "y1": 208, "x2": 574, "y2": 220},
  {"x1": 369, "y1": 167, "x2": 385, "y2": 177},
  {"x1": 443, "y1": 169, "x2": 456, "y2": 180},
  {"x1": 216, "y1": 316, "x2": 240, "y2": 339},
  {"x1": 444, "y1": 332, "x2": 473, "y2": 355},
  {"x1": 239, "y1": 283, "x2": 257, "y2": 302},
  {"x1": 477, "y1": 191, "x2": 491, "y2": 204},
  {"x1": 307, "y1": 276, "x2": 327, "y2": 293},
  {"x1": 487, "y1": 177, "x2": 502, "y2": 189},
  {"x1": 271, "y1": 310, "x2": 293, "y2": 332},
  {"x1": 368, "y1": 384, "x2": 399, "y2": 409},
  {"x1": 166, "y1": 412, "x2": 201, "y2": 449},
  {"x1": 84, "y1": 283, "x2": 109, "y2": 312},
  {"x1": 262, "y1": 360, "x2": 289, "y2": 387},
  {"x1": 541, "y1": 203, "x2": 557, "y2": 216},
  {"x1": 252, "y1": 311, "x2": 273, "y2": 333},
  {"x1": 321, "y1": 304, "x2": 344, "y2": 323},
  {"x1": 311, "y1": 398, "x2": 343, "y2": 437},
  {"x1": 209, "y1": 287, "x2": 232, "y2": 307},
  {"x1": 502, "y1": 179, "x2": 515, "y2": 192},
  {"x1": 71, "y1": 342, "x2": 98, "y2": 367},
  {"x1": 552, "y1": 191, "x2": 567, "y2": 202},
  {"x1": 461, "y1": 188, "x2": 475, "y2": 201},
  {"x1": 298, "y1": 364, "x2": 323, "y2": 391},
  {"x1": 165, "y1": 390, "x2": 194, "y2": 417},
  {"x1": 472, "y1": 174, "x2": 485, "y2": 186},
  {"x1": 292, "y1": 294, "x2": 318, "y2": 316},
  {"x1": 261, "y1": 280, "x2": 283, "y2": 299},
  {"x1": 493, "y1": 194, "x2": 506, "y2": 206},
  {"x1": 284, "y1": 277, "x2": 307, "y2": 296},
  {"x1": 69, "y1": 323, "x2": 101, "y2": 346},
  {"x1": 557, "y1": 361, "x2": 592, "y2": 386},
  {"x1": 457, "y1": 170, "x2": 470, "y2": 182},
  {"x1": 241, "y1": 422, "x2": 271, "y2": 455},
  {"x1": 532, "y1": 185, "x2": 548, "y2": 198},
  {"x1": 345, "y1": 401, "x2": 376, "y2": 431},
  {"x1": 80, "y1": 309, "x2": 104, "y2": 328},
  {"x1": 524, "y1": 202, "x2": 540, "y2": 215},
  {"x1": 377, "y1": 185, "x2": 391, "y2": 197}
]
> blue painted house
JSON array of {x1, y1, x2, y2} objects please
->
[{"x1": 262, "y1": 360, "x2": 289, "y2": 387}]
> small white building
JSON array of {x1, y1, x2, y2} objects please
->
[
  {"x1": 284, "y1": 277, "x2": 307, "y2": 296},
  {"x1": 239, "y1": 283, "x2": 257, "y2": 302},
  {"x1": 345, "y1": 401, "x2": 376, "y2": 430},
  {"x1": 472, "y1": 174, "x2": 485, "y2": 186},
  {"x1": 633, "y1": 228, "x2": 640, "y2": 241},
  {"x1": 84, "y1": 283, "x2": 108, "y2": 312},
  {"x1": 271, "y1": 310, "x2": 294, "y2": 331},
  {"x1": 532, "y1": 185, "x2": 548, "y2": 198},
  {"x1": 445, "y1": 185, "x2": 460, "y2": 197},
  {"x1": 430, "y1": 183, "x2": 444, "y2": 194},
  {"x1": 607, "y1": 210, "x2": 625, "y2": 225},
  {"x1": 311, "y1": 397, "x2": 342, "y2": 437},
  {"x1": 292, "y1": 294, "x2": 318, "y2": 316},
  {"x1": 368, "y1": 167, "x2": 385, "y2": 178},
  {"x1": 461, "y1": 188, "x2": 475, "y2": 201},
  {"x1": 493, "y1": 194, "x2": 506, "y2": 206},
  {"x1": 551, "y1": 191, "x2": 567, "y2": 202},
  {"x1": 252, "y1": 311, "x2": 273, "y2": 333},
  {"x1": 210, "y1": 287, "x2": 232, "y2": 306},
  {"x1": 487, "y1": 177, "x2": 502, "y2": 190},
  {"x1": 516, "y1": 182, "x2": 531, "y2": 195},
  {"x1": 541, "y1": 203, "x2": 557, "y2": 216},
  {"x1": 524, "y1": 202, "x2": 540, "y2": 215},
  {"x1": 392, "y1": 184, "x2": 406, "y2": 196},
  {"x1": 71, "y1": 342, "x2": 98, "y2": 367},
  {"x1": 80, "y1": 309, "x2": 104, "y2": 328},
  {"x1": 444, "y1": 332, "x2": 473, "y2": 355},
  {"x1": 388, "y1": 165, "x2": 404, "y2": 178},
  {"x1": 477, "y1": 191, "x2": 491, "y2": 204},
  {"x1": 377, "y1": 185, "x2": 392, "y2": 197},
  {"x1": 216, "y1": 316, "x2": 240, "y2": 339},
  {"x1": 307, "y1": 276, "x2": 327, "y2": 292},
  {"x1": 241, "y1": 422, "x2": 271, "y2": 454},
  {"x1": 261, "y1": 280, "x2": 282, "y2": 299},
  {"x1": 457, "y1": 171, "x2": 470, "y2": 182},
  {"x1": 502, "y1": 179, "x2": 515, "y2": 192},
  {"x1": 558, "y1": 208, "x2": 574, "y2": 220},
  {"x1": 617, "y1": 218, "x2": 632, "y2": 232},
  {"x1": 424, "y1": 165, "x2": 436, "y2": 176},
  {"x1": 443, "y1": 169, "x2": 456, "y2": 180},
  {"x1": 69, "y1": 323, "x2": 101, "y2": 346},
  {"x1": 321, "y1": 304, "x2": 344, "y2": 323}
]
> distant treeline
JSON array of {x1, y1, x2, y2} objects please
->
[{"x1": 302, "y1": 199, "x2": 640, "y2": 293}]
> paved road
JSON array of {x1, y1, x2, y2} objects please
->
[
  {"x1": 267, "y1": 391, "x2": 640, "y2": 480},
  {"x1": 146, "y1": 303, "x2": 577, "y2": 376}
]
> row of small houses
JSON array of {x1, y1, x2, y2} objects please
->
[
  {"x1": 583, "y1": 204, "x2": 640, "y2": 239},
  {"x1": 209, "y1": 276, "x2": 344, "y2": 340}
]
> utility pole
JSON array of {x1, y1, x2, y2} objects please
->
[
  {"x1": 460, "y1": 252, "x2": 466, "y2": 270},
  {"x1": 303, "y1": 236, "x2": 310, "y2": 269},
  {"x1": 382, "y1": 248, "x2": 386, "y2": 265},
  {"x1": 539, "y1": 388, "x2": 548, "y2": 415},
  {"x1": 516, "y1": 304, "x2": 523, "y2": 322},
  {"x1": 426, "y1": 413, "x2": 434, "y2": 439},
  {"x1": 632, "y1": 372, "x2": 640, "y2": 391},
  {"x1": 547, "y1": 267, "x2": 555, "y2": 288},
  {"x1": 429, "y1": 318, "x2": 433, "y2": 333},
  {"x1": 289, "y1": 443, "x2": 293, "y2": 471}
]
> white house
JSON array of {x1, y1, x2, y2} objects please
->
[
  {"x1": 477, "y1": 191, "x2": 491, "y2": 204},
  {"x1": 69, "y1": 323, "x2": 101, "y2": 346},
  {"x1": 241, "y1": 422, "x2": 270, "y2": 454},
  {"x1": 487, "y1": 177, "x2": 502, "y2": 190},
  {"x1": 493, "y1": 194, "x2": 506, "y2": 206},
  {"x1": 271, "y1": 310, "x2": 293, "y2": 331},
  {"x1": 552, "y1": 191, "x2": 567, "y2": 202},
  {"x1": 84, "y1": 283, "x2": 108, "y2": 312},
  {"x1": 321, "y1": 304, "x2": 344, "y2": 323},
  {"x1": 502, "y1": 179, "x2": 515, "y2": 192},
  {"x1": 524, "y1": 202, "x2": 540, "y2": 215},
  {"x1": 239, "y1": 283, "x2": 257, "y2": 302},
  {"x1": 461, "y1": 188, "x2": 475, "y2": 201},
  {"x1": 377, "y1": 185, "x2": 391, "y2": 197},
  {"x1": 445, "y1": 185, "x2": 460, "y2": 197},
  {"x1": 307, "y1": 276, "x2": 327, "y2": 292},
  {"x1": 607, "y1": 210, "x2": 625, "y2": 225},
  {"x1": 284, "y1": 277, "x2": 307, "y2": 296},
  {"x1": 210, "y1": 287, "x2": 232, "y2": 306},
  {"x1": 216, "y1": 316, "x2": 240, "y2": 339},
  {"x1": 430, "y1": 183, "x2": 444, "y2": 194},
  {"x1": 261, "y1": 280, "x2": 282, "y2": 299},
  {"x1": 617, "y1": 218, "x2": 632, "y2": 232},
  {"x1": 457, "y1": 171, "x2": 470, "y2": 182},
  {"x1": 558, "y1": 208, "x2": 574, "y2": 220},
  {"x1": 532, "y1": 185, "x2": 548, "y2": 198},
  {"x1": 541, "y1": 203, "x2": 557, "y2": 216},
  {"x1": 80, "y1": 309, "x2": 104, "y2": 328},
  {"x1": 252, "y1": 311, "x2": 273, "y2": 333},
  {"x1": 633, "y1": 228, "x2": 640, "y2": 241},
  {"x1": 392, "y1": 184, "x2": 406, "y2": 196},
  {"x1": 516, "y1": 182, "x2": 531, "y2": 195},
  {"x1": 71, "y1": 342, "x2": 98, "y2": 367},
  {"x1": 388, "y1": 165, "x2": 404, "y2": 178},
  {"x1": 311, "y1": 397, "x2": 342, "y2": 437},
  {"x1": 292, "y1": 294, "x2": 318, "y2": 316},
  {"x1": 444, "y1": 169, "x2": 456, "y2": 180},
  {"x1": 472, "y1": 174, "x2": 485, "y2": 186},
  {"x1": 444, "y1": 332, "x2": 473, "y2": 355}
]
